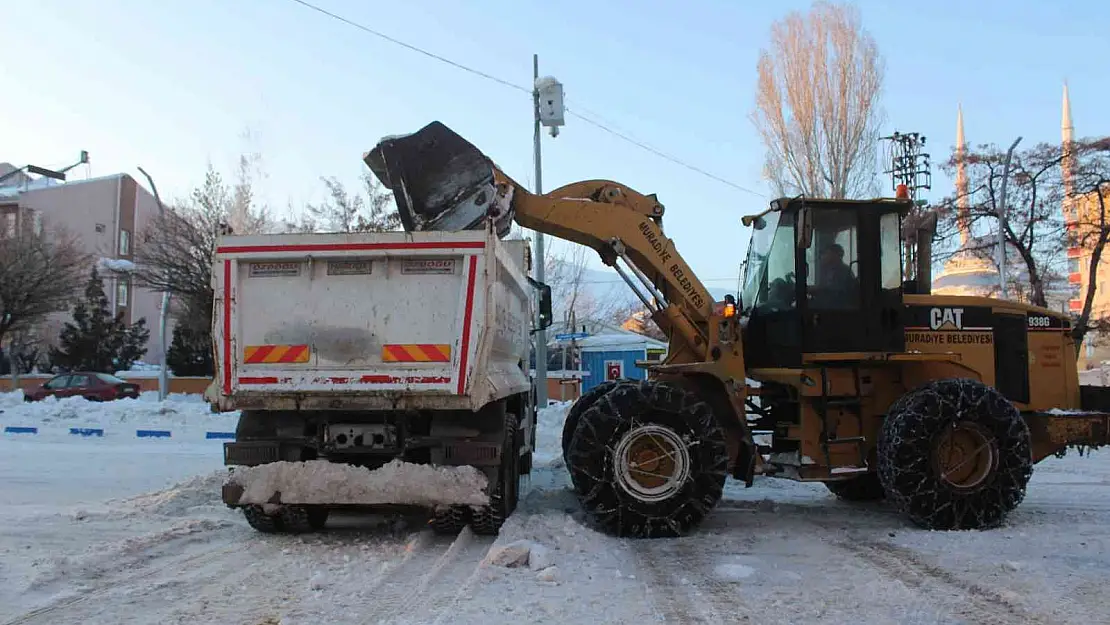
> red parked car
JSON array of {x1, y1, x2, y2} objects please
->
[{"x1": 23, "y1": 372, "x2": 141, "y2": 402}]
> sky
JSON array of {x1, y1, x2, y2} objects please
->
[{"x1": 1, "y1": 0, "x2": 1107, "y2": 294}]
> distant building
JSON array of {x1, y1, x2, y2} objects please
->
[
  {"x1": 0, "y1": 164, "x2": 169, "y2": 367},
  {"x1": 932, "y1": 92, "x2": 1074, "y2": 313}
]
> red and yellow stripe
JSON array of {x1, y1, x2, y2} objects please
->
[
  {"x1": 243, "y1": 344, "x2": 311, "y2": 364},
  {"x1": 382, "y1": 344, "x2": 451, "y2": 363}
]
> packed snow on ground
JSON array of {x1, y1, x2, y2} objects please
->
[
  {"x1": 228, "y1": 459, "x2": 491, "y2": 507},
  {"x1": 6, "y1": 398, "x2": 1110, "y2": 623},
  {"x1": 0, "y1": 389, "x2": 237, "y2": 429}
]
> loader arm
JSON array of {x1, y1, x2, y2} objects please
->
[{"x1": 365, "y1": 122, "x2": 718, "y2": 362}]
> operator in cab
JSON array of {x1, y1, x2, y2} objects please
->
[{"x1": 811, "y1": 242, "x2": 857, "y2": 309}]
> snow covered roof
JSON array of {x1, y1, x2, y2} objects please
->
[{"x1": 577, "y1": 332, "x2": 667, "y2": 352}]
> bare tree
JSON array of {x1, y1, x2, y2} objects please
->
[
  {"x1": 544, "y1": 244, "x2": 635, "y2": 334},
  {"x1": 0, "y1": 223, "x2": 89, "y2": 354},
  {"x1": 1064, "y1": 138, "x2": 1110, "y2": 349},
  {"x1": 292, "y1": 171, "x2": 402, "y2": 233},
  {"x1": 132, "y1": 158, "x2": 274, "y2": 334},
  {"x1": 750, "y1": 1, "x2": 885, "y2": 199},
  {"x1": 932, "y1": 141, "x2": 1073, "y2": 308}
]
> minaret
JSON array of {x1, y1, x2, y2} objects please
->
[
  {"x1": 1062, "y1": 82, "x2": 1076, "y2": 204},
  {"x1": 956, "y1": 104, "x2": 970, "y2": 246}
]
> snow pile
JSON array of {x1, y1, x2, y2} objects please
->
[
  {"x1": 534, "y1": 400, "x2": 572, "y2": 466},
  {"x1": 111, "y1": 469, "x2": 231, "y2": 517},
  {"x1": 1, "y1": 388, "x2": 25, "y2": 408},
  {"x1": 228, "y1": 459, "x2": 490, "y2": 507},
  {"x1": 0, "y1": 392, "x2": 236, "y2": 428},
  {"x1": 98, "y1": 257, "x2": 137, "y2": 273}
]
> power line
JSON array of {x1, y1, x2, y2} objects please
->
[
  {"x1": 284, "y1": 0, "x2": 763, "y2": 197},
  {"x1": 287, "y1": 0, "x2": 530, "y2": 95}
]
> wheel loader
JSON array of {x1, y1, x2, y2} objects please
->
[{"x1": 365, "y1": 121, "x2": 1110, "y2": 538}]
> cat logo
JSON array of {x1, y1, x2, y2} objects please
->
[{"x1": 929, "y1": 307, "x2": 964, "y2": 331}]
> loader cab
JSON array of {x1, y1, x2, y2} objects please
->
[{"x1": 740, "y1": 197, "x2": 911, "y2": 367}]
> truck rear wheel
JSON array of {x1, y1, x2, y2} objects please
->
[
  {"x1": 877, "y1": 378, "x2": 1033, "y2": 530},
  {"x1": 565, "y1": 380, "x2": 728, "y2": 538},
  {"x1": 432, "y1": 506, "x2": 471, "y2": 534},
  {"x1": 471, "y1": 411, "x2": 520, "y2": 535},
  {"x1": 242, "y1": 505, "x2": 283, "y2": 533}
]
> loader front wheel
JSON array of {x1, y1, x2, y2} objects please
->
[
  {"x1": 877, "y1": 378, "x2": 1032, "y2": 530},
  {"x1": 561, "y1": 379, "x2": 633, "y2": 464},
  {"x1": 566, "y1": 380, "x2": 728, "y2": 538}
]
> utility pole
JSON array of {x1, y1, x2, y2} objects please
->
[
  {"x1": 880, "y1": 131, "x2": 932, "y2": 202},
  {"x1": 532, "y1": 54, "x2": 565, "y2": 407},
  {"x1": 996, "y1": 136, "x2": 1022, "y2": 299},
  {"x1": 880, "y1": 130, "x2": 932, "y2": 284}
]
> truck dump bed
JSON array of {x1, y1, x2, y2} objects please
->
[{"x1": 207, "y1": 229, "x2": 533, "y2": 413}]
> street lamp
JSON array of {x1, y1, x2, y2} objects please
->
[
  {"x1": 136, "y1": 166, "x2": 172, "y2": 402},
  {"x1": 996, "y1": 136, "x2": 1023, "y2": 299}
]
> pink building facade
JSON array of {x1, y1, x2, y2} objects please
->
[{"x1": 0, "y1": 163, "x2": 170, "y2": 366}]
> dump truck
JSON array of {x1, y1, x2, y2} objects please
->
[
  {"x1": 208, "y1": 228, "x2": 552, "y2": 535},
  {"x1": 364, "y1": 120, "x2": 1110, "y2": 539}
]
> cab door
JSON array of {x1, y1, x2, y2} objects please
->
[{"x1": 798, "y1": 205, "x2": 904, "y2": 355}]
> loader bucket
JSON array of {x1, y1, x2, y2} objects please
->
[{"x1": 364, "y1": 121, "x2": 513, "y2": 237}]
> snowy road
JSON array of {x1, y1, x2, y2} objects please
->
[{"x1": 2, "y1": 395, "x2": 1110, "y2": 624}]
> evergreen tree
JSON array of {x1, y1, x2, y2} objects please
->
[
  {"x1": 50, "y1": 267, "x2": 149, "y2": 372},
  {"x1": 166, "y1": 323, "x2": 213, "y2": 377}
]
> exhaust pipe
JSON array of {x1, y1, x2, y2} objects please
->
[{"x1": 364, "y1": 122, "x2": 514, "y2": 237}]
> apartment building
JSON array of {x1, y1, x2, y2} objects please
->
[{"x1": 0, "y1": 162, "x2": 170, "y2": 366}]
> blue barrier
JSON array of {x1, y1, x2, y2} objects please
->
[{"x1": 2, "y1": 426, "x2": 234, "y2": 440}]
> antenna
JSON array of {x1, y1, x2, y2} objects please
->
[{"x1": 880, "y1": 131, "x2": 931, "y2": 205}]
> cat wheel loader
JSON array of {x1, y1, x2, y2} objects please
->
[{"x1": 365, "y1": 121, "x2": 1110, "y2": 538}]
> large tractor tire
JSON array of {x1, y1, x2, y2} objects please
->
[
  {"x1": 471, "y1": 411, "x2": 521, "y2": 536},
  {"x1": 561, "y1": 379, "x2": 634, "y2": 462},
  {"x1": 877, "y1": 378, "x2": 1033, "y2": 530},
  {"x1": 824, "y1": 473, "x2": 886, "y2": 501},
  {"x1": 565, "y1": 380, "x2": 728, "y2": 538}
]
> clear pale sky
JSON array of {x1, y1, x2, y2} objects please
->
[{"x1": 1, "y1": 0, "x2": 1105, "y2": 290}]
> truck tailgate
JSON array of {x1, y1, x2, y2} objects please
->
[{"x1": 214, "y1": 231, "x2": 496, "y2": 403}]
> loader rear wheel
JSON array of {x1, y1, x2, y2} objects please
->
[
  {"x1": 561, "y1": 379, "x2": 633, "y2": 463},
  {"x1": 566, "y1": 380, "x2": 728, "y2": 538},
  {"x1": 877, "y1": 378, "x2": 1032, "y2": 530},
  {"x1": 242, "y1": 505, "x2": 283, "y2": 534},
  {"x1": 824, "y1": 473, "x2": 886, "y2": 501},
  {"x1": 471, "y1": 411, "x2": 520, "y2": 536}
]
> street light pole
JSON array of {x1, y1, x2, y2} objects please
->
[
  {"x1": 533, "y1": 54, "x2": 548, "y2": 408},
  {"x1": 137, "y1": 166, "x2": 172, "y2": 402},
  {"x1": 996, "y1": 136, "x2": 1023, "y2": 299}
]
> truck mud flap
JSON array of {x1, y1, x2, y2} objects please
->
[
  {"x1": 364, "y1": 121, "x2": 513, "y2": 237},
  {"x1": 224, "y1": 440, "x2": 303, "y2": 466}
]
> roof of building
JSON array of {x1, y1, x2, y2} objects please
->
[{"x1": 577, "y1": 332, "x2": 667, "y2": 352}]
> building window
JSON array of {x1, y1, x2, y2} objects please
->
[
  {"x1": 117, "y1": 279, "x2": 129, "y2": 308},
  {"x1": 32, "y1": 212, "x2": 42, "y2": 236},
  {"x1": 3, "y1": 213, "x2": 14, "y2": 237},
  {"x1": 1069, "y1": 257, "x2": 1082, "y2": 274},
  {"x1": 119, "y1": 229, "x2": 131, "y2": 256}
]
